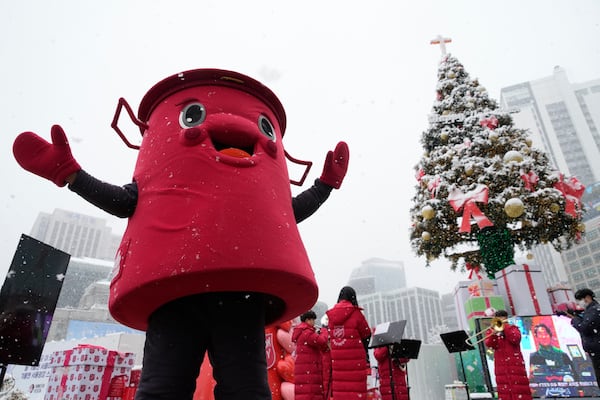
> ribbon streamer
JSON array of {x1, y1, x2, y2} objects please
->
[{"x1": 466, "y1": 262, "x2": 483, "y2": 280}]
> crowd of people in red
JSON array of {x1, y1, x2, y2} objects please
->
[{"x1": 292, "y1": 286, "x2": 410, "y2": 400}]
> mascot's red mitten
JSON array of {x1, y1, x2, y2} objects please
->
[
  {"x1": 319, "y1": 141, "x2": 349, "y2": 189},
  {"x1": 13, "y1": 124, "x2": 81, "y2": 187}
]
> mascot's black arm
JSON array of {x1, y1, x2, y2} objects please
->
[
  {"x1": 68, "y1": 170, "x2": 138, "y2": 218},
  {"x1": 69, "y1": 171, "x2": 331, "y2": 223},
  {"x1": 292, "y1": 179, "x2": 332, "y2": 223}
]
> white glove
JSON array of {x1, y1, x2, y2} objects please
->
[{"x1": 320, "y1": 314, "x2": 329, "y2": 328}]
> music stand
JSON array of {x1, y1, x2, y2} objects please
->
[
  {"x1": 369, "y1": 320, "x2": 407, "y2": 348},
  {"x1": 391, "y1": 339, "x2": 421, "y2": 400},
  {"x1": 440, "y1": 330, "x2": 474, "y2": 400}
]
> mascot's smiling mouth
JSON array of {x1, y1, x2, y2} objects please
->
[{"x1": 211, "y1": 138, "x2": 254, "y2": 158}]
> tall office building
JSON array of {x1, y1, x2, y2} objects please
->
[
  {"x1": 440, "y1": 292, "x2": 459, "y2": 332},
  {"x1": 500, "y1": 68, "x2": 600, "y2": 287},
  {"x1": 347, "y1": 257, "x2": 407, "y2": 295},
  {"x1": 29, "y1": 208, "x2": 122, "y2": 261},
  {"x1": 348, "y1": 258, "x2": 442, "y2": 343},
  {"x1": 559, "y1": 215, "x2": 600, "y2": 292},
  {"x1": 500, "y1": 66, "x2": 600, "y2": 186},
  {"x1": 358, "y1": 287, "x2": 444, "y2": 344}
]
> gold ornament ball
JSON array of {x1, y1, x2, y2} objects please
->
[
  {"x1": 465, "y1": 167, "x2": 474, "y2": 176},
  {"x1": 577, "y1": 223, "x2": 586, "y2": 232},
  {"x1": 422, "y1": 231, "x2": 432, "y2": 241},
  {"x1": 504, "y1": 198, "x2": 525, "y2": 218},
  {"x1": 448, "y1": 72, "x2": 456, "y2": 78},
  {"x1": 503, "y1": 150, "x2": 524, "y2": 163},
  {"x1": 489, "y1": 131, "x2": 499, "y2": 142},
  {"x1": 525, "y1": 138, "x2": 533, "y2": 147},
  {"x1": 421, "y1": 205, "x2": 436, "y2": 220},
  {"x1": 440, "y1": 132, "x2": 449, "y2": 141},
  {"x1": 550, "y1": 203, "x2": 560, "y2": 213},
  {"x1": 526, "y1": 253, "x2": 534, "y2": 260}
]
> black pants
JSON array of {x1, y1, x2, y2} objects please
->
[
  {"x1": 590, "y1": 352, "x2": 600, "y2": 388},
  {"x1": 135, "y1": 292, "x2": 272, "y2": 400}
]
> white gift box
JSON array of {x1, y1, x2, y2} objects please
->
[
  {"x1": 494, "y1": 263, "x2": 552, "y2": 316},
  {"x1": 453, "y1": 279, "x2": 498, "y2": 331}
]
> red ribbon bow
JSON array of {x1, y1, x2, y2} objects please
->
[
  {"x1": 553, "y1": 174, "x2": 585, "y2": 217},
  {"x1": 480, "y1": 116, "x2": 498, "y2": 130},
  {"x1": 521, "y1": 170, "x2": 539, "y2": 192},
  {"x1": 468, "y1": 285, "x2": 481, "y2": 297},
  {"x1": 416, "y1": 168, "x2": 425, "y2": 182},
  {"x1": 428, "y1": 176, "x2": 441, "y2": 199},
  {"x1": 448, "y1": 184, "x2": 494, "y2": 233},
  {"x1": 466, "y1": 262, "x2": 483, "y2": 280}
]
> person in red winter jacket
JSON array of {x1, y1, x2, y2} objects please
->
[
  {"x1": 319, "y1": 314, "x2": 333, "y2": 400},
  {"x1": 374, "y1": 346, "x2": 409, "y2": 400},
  {"x1": 484, "y1": 310, "x2": 532, "y2": 400},
  {"x1": 292, "y1": 310, "x2": 329, "y2": 400},
  {"x1": 326, "y1": 286, "x2": 372, "y2": 400}
]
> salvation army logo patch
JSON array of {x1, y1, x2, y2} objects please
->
[
  {"x1": 332, "y1": 325, "x2": 347, "y2": 346},
  {"x1": 265, "y1": 332, "x2": 276, "y2": 369}
]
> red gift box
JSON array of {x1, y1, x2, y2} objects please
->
[{"x1": 44, "y1": 345, "x2": 135, "y2": 400}]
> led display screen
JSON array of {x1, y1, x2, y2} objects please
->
[
  {"x1": 0, "y1": 235, "x2": 70, "y2": 366},
  {"x1": 477, "y1": 315, "x2": 600, "y2": 398}
]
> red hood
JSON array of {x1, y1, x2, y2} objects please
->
[
  {"x1": 292, "y1": 322, "x2": 313, "y2": 342},
  {"x1": 326, "y1": 300, "x2": 362, "y2": 325}
]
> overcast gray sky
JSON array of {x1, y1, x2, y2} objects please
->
[{"x1": 1, "y1": 1, "x2": 599, "y2": 307}]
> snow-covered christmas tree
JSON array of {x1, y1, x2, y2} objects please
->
[{"x1": 410, "y1": 47, "x2": 586, "y2": 279}]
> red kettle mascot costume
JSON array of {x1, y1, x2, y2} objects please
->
[{"x1": 12, "y1": 69, "x2": 349, "y2": 400}]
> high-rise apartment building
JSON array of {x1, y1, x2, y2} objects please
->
[
  {"x1": 500, "y1": 68, "x2": 600, "y2": 288},
  {"x1": 29, "y1": 208, "x2": 122, "y2": 261}
]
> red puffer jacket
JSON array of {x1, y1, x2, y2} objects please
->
[
  {"x1": 484, "y1": 323, "x2": 532, "y2": 400},
  {"x1": 374, "y1": 347, "x2": 409, "y2": 400},
  {"x1": 292, "y1": 322, "x2": 329, "y2": 400},
  {"x1": 326, "y1": 300, "x2": 372, "y2": 400}
]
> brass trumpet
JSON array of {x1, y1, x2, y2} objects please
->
[{"x1": 465, "y1": 317, "x2": 506, "y2": 346}]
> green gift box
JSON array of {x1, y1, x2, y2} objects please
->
[{"x1": 464, "y1": 295, "x2": 505, "y2": 332}]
